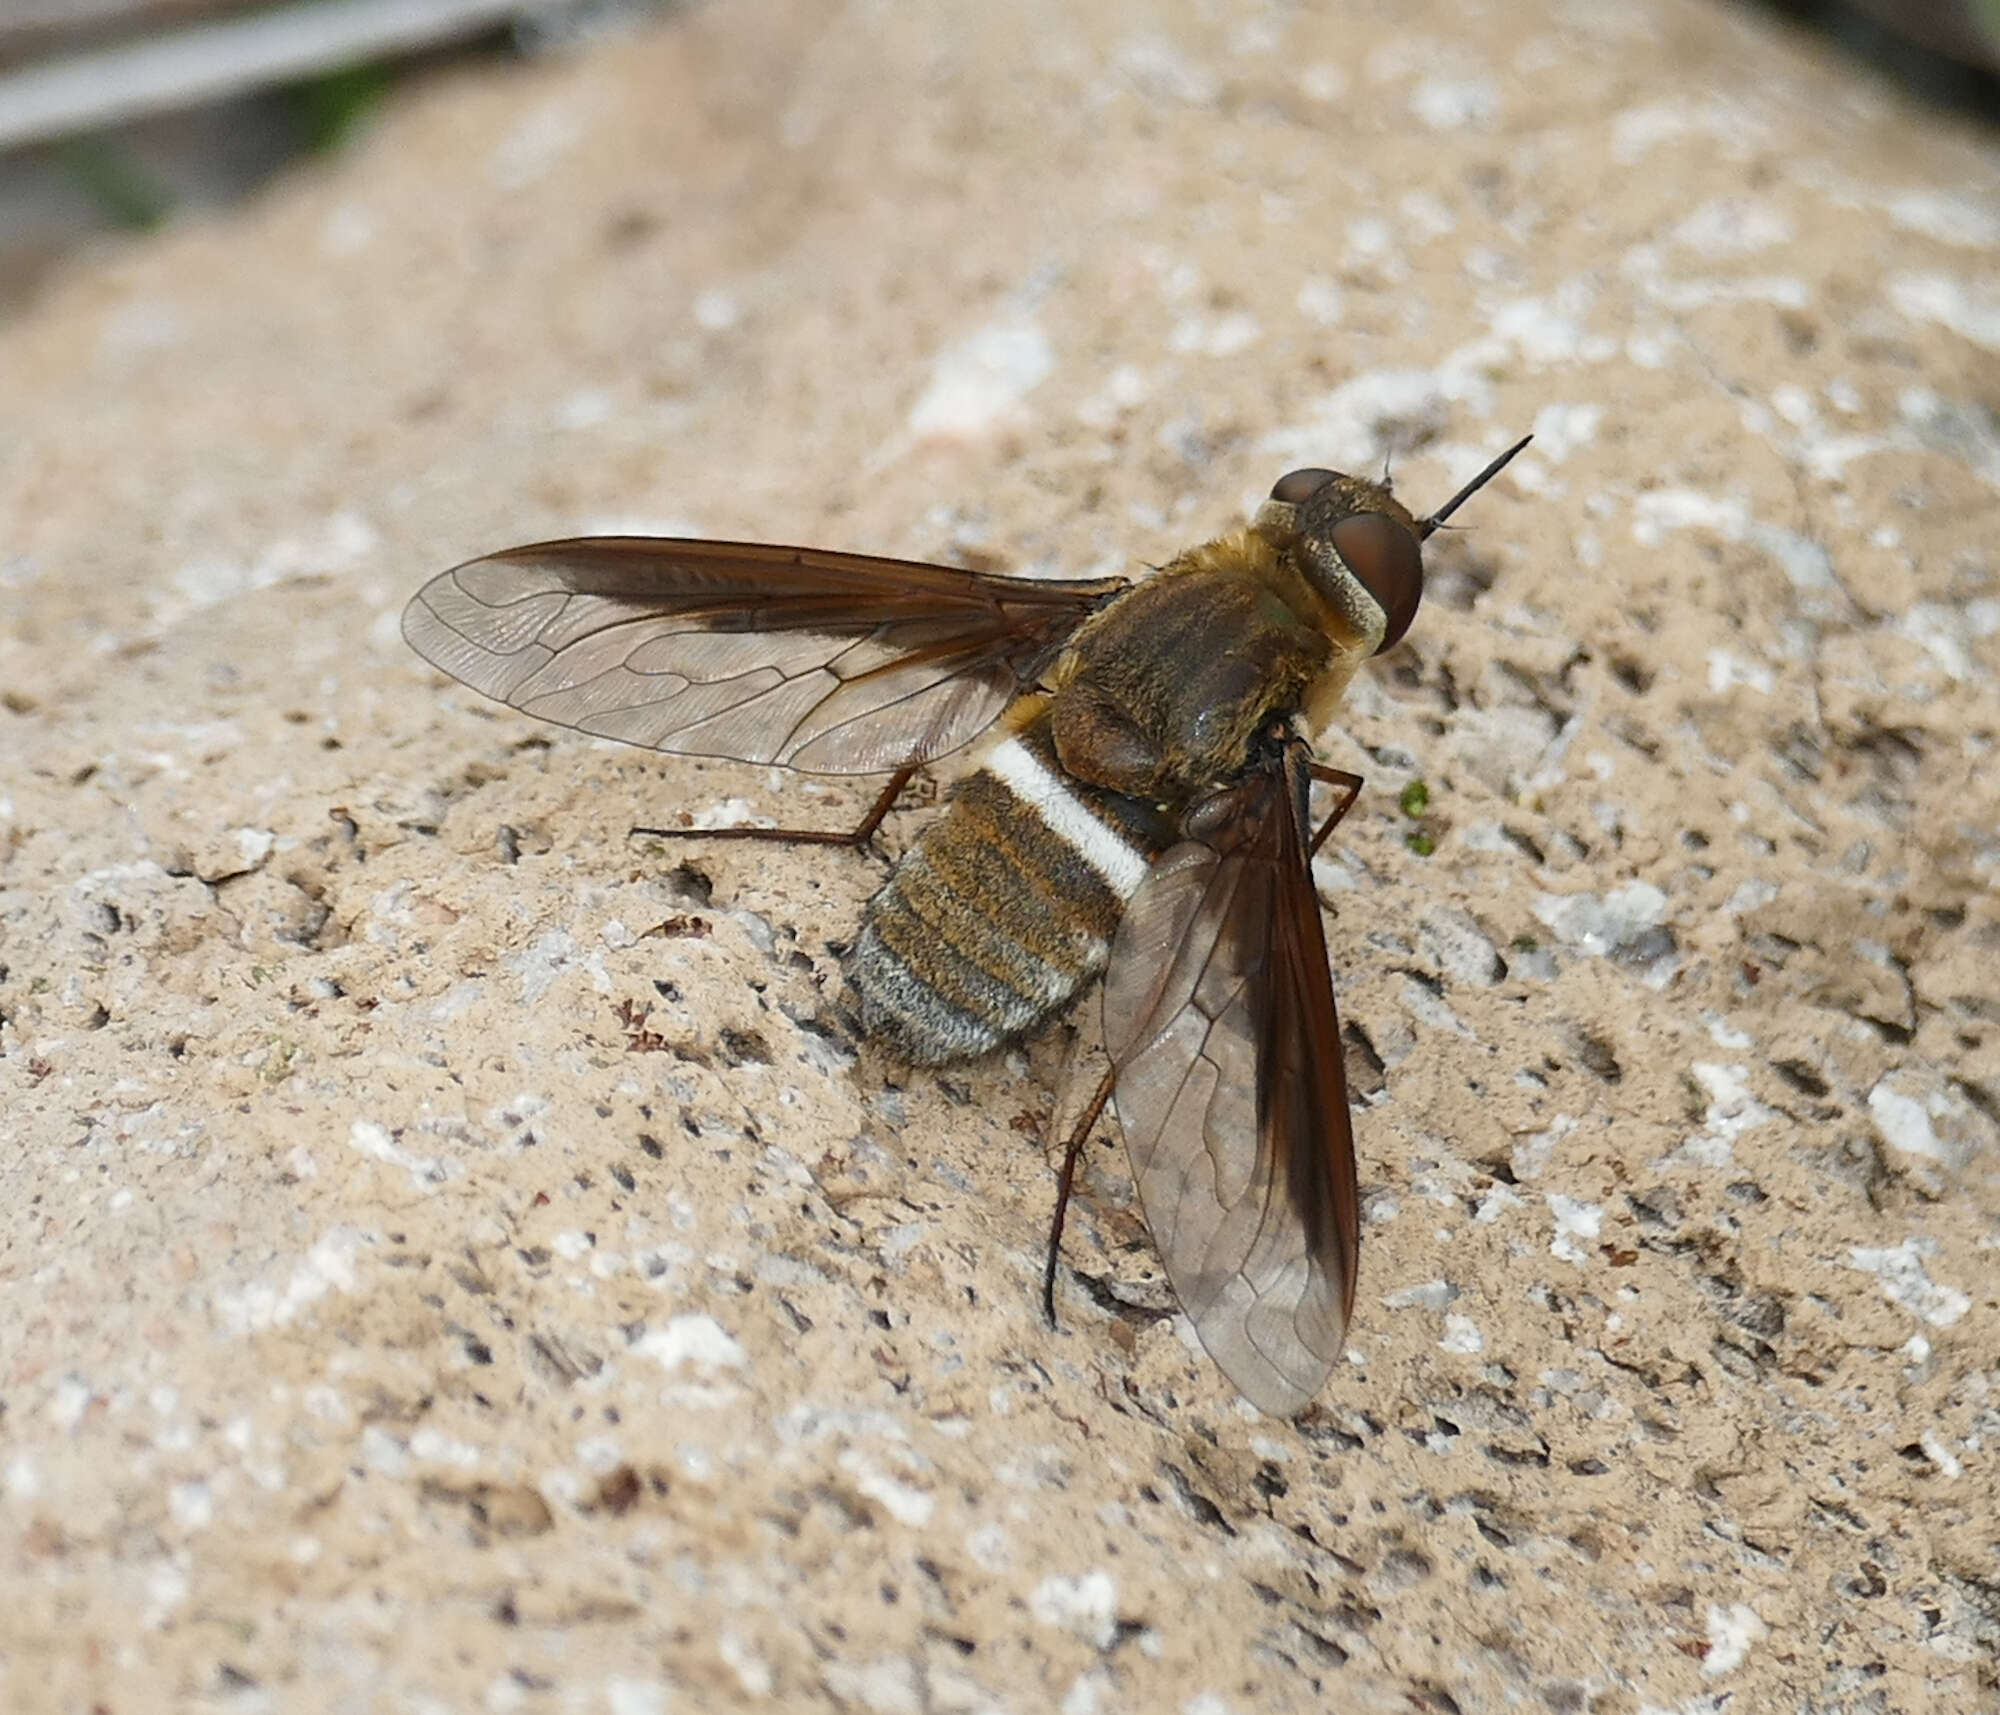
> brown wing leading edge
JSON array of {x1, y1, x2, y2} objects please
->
[
  {"x1": 1099, "y1": 741, "x2": 1360, "y2": 1416},
  {"x1": 402, "y1": 538, "x2": 1131, "y2": 775}
]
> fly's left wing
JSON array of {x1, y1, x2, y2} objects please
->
[
  {"x1": 1099, "y1": 745, "x2": 1359, "y2": 1417},
  {"x1": 403, "y1": 538, "x2": 1130, "y2": 774}
]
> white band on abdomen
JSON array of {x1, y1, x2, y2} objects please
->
[{"x1": 983, "y1": 736, "x2": 1151, "y2": 900}]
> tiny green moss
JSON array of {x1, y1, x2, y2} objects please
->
[
  {"x1": 292, "y1": 61, "x2": 393, "y2": 153},
  {"x1": 1399, "y1": 780, "x2": 1431, "y2": 819},
  {"x1": 60, "y1": 137, "x2": 170, "y2": 230},
  {"x1": 1405, "y1": 830, "x2": 1436, "y2": 857}
]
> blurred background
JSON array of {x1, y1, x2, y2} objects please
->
[
  {"x1": 0, "y1": 0, "x2": 1996, "y2": 313},
  {"x1": 0, "y1": 0, "x2": 653, "y2": 305}
]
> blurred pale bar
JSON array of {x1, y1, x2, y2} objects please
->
[{"x1": 0, "y1": 0, "x2": 572, "y2": 151}]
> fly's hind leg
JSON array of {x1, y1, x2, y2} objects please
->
[
  {"x1": 631, "y1": 762, "x2": 921, "y2": 855},
  {"x1": 1042, "y1": 1063, "x2": 1118, "y2": 1327}
]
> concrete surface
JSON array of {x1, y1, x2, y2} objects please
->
[{"x1": 2, "y1": 0, "x2": 1997, "y2": 1709}]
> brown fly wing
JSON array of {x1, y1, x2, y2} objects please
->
[
  {"x1": 1100, "y1": 761, "x2": 1359, "y2": 1416},
  {"x1": 402, "y1": 538, "x2": 1129, "y2": 774}
]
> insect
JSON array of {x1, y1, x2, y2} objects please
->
[{"x1": 403, "y1": 436, "x2": 1530, "y2": 1415}]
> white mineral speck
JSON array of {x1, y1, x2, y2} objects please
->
[
  {"x1": 1418, "y1": 906, "x2": 1503, "y2": 987},
  {"x1": 1887, "y1": 190, "x2": 2000, "y2": 248},
  {"x1": 1899, "y1": 599, "x2": 2000, "y2": 688},
  {"x1": 1492, "y1": 295, "x2": 1585, "y2": 363},
  {"x1": 1440, "y1": 1314, "x2": 1485, "y2": 1354},
  {"x1": 1629, "y1": 488, "x2": 1749, "y2": 546},
  {"x1": 1168, "y1": 311, "x2": 1261, "y2": 357},
  {"x1": 1263, "y1": 364, "x2": 1492, "y2": 472},
  {"x1": 1295, "y1": 278, "x2": 1344, "y2": 324},
  {"x1": 144, "y1": 1561, "x2": 190, "y2": 1630},
  {"x1": 1701, "y1": 1602, "x2": 1767, "y2": 1677},
  {"x1": 410, "y1": 1427, "x2": 483, "y2": 1469},
  {"x1": 360, "y1": 1425, "x2": 407, "y2": 1477},
  {"x1": 1062, "y1": 1673, "x2": 1111, "y2": 1715},
  {"x1": 1889, "y1": 272, "x2": 2000, "y2": 352},
  {"x1": 718, "y1": 1634, "x2": 775, "y2": 1697},
  {"x1": 1846, "y1": 1239, "x2": 1971, "y2": 1327},
  {"x1": 635, "y1": 1313, "x2": 747, "y2": 1373},
  {"x1": 1706, "y1": 650, "x2": 1775, "y2": 694},
  {"x1": 348, "y1": 1119, "x2": 450, "y2": 1192},
  {"x1": 904, "y1": 317, "x2": 1054, "y2": 441},
  {"x1": 556, "y1": 388, "x2": 611, "y2": 429},
  {"x1": 1530, "y1": 402, "x2": 1601, "y2": 461},
  {"x1": 1030, "y1": 1571, "x2": 1119, "y2": 1649},
  {"x1": 1532, "y1": 882, "x2": 1667, "y2": 957},
  {"x1": 232, "y1": 827, "x2": 275, "y2": 871},
  {"x1": 1076, "y1": 363, "x2": 1149, "y2": 428},
  {"x1": 605, "y1": 1679, "x2": 671, "y2": 1715},
  {"x1": 1725, "y1": 878, "x2": 1778, "y2": 915},
  {"x1": 1672, "y1": 199, "x2": 1790, "y2": 256},
  {"x1": 1399, "y1": 189, "x2": 1455, "y2": 240},
  {"x1": 694, "y1": 288, "x2": 741, "y2": 331},
  {"x1": 1114, "y1": 36, "x2": 1221, "y2": 105},
  {"x1": 1659, "y1": 1063, "x2": 1775, "y2": 1170},
  {"x1": 50, "y1": 1377, "x2": 91, "y2": 1432},
  {"x1": 1919, "y1": 1429, "x2": 1964, "y2": 1478},
  {"x1": 1346, "y1": 216, "x2": 1393, "y2": 259},
  {"x1": 215, "y1": 1228, "x2": 367, "y2": 1334},
  {"x1": 1772, "y1": 382, "x2": 1814, "y2": 426},
  {"x1": 1411, "y1": 76, "x2": 1497, "y2": 130},
  {"x1": 839, "y1": 1452, "x2": 935, "y2": 1527},
  {"x1": 1547, "y1": 1194, "x2": 1603, "y2": 1263},
  {"x1": 320, "y1": 202, "x2": 374, "y2": 256},
  {"x1": 490, "y1": 101, "x2": 581, "y2": 187},
  {"x1": 503, "y1": 929, "x2": 611, "y2": 1004},
  {"x1": 1702, "y1": 1012, "x2": 1753, "y2": 1050},
  {"x1": 966, "y1": 1523, "x2": 1011, "y2": 1570},
  {"x1": 687, "y1": 797, "x2": 769, "y2": 831},
  {"x1": 1298, "y1": 60, "x2": 1344, "y2": 101},
  {"x1": 1400, "y1": 975, "x2": 1471, "y2": 1035},
  {"x1": 822, "y1": 1659, "x2": 920, "y2": 1715},
  {"x1": 1512, "y1": 1115, "x2": 1573, "y2": 1181},
  {"x1": 1868, "y1": 1074, "x2": 1963, "y2": 1166},
  {"x1": 1382, "y1": 1279, "x2": 1457, "y2": 1313}
]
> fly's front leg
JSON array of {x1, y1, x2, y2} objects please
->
[
  {"x1": 1305, "y1": 763, "x2": 1364, "y2": 855},
  {"x1": 631, "y1": 763, "x2": 921, "y2": 855}
]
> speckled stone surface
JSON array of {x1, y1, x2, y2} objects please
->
[{"x1": 3, "y1": 2, "x2": 1998, "y2": 1710}]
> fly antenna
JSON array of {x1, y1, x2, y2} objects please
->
[{"x1": 1416, "y1": 434, "x2": 1532, "y2": 541}]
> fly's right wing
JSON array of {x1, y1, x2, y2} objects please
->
[
  {"x1": 404, "y1": 537, "x2": 1130, "y2": 774},
  {"x1": 1100, "y1": 747, "x2": 1360, "y2": 1417}
]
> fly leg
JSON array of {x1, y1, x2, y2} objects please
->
[
  {"x1": 1041, "y1": 1063, "x2": 1118, "y2": 1327},
  {"x1": 1304, "y1": 763, "x2": 1364, "y2": 855},
  {"x1": 631, "y1": 763, "x2": 920, "y2": 854}
]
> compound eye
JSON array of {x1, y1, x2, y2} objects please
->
[
  {"x1": 1330, "y1": 511, "x2": 1423, "y2": 651},
  {"x1": 1270, "y1": 468, "x2": 1336, "y2": 505}
]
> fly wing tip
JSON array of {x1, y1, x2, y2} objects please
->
[
  {"x1": 1230, "y1": 1364, "x2": 1327, "y2": 1420},
  {"x1": 1195, "y1": 1308, "x2": 1339, "y2": 1418}
]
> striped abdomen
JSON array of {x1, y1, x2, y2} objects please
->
[{"x1": 846, "y1": 716, "x2": 1175, "y2": 1065}]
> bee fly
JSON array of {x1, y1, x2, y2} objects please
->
[{"x1": 403, "y1": 435, "x2": 1530, "y2": 1415}]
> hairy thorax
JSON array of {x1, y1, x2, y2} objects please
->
[{"x1": 1044, "y1": 529, "x2": 1359, "y2": 804}]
